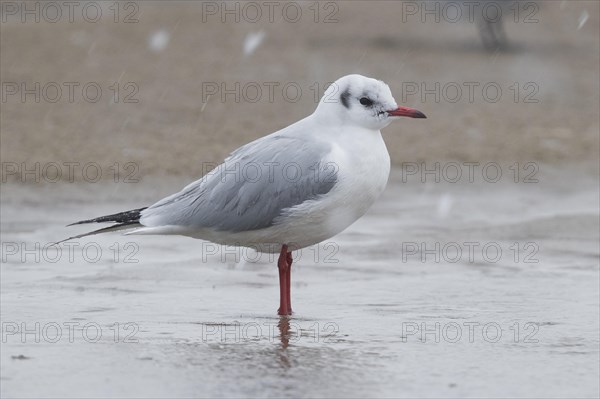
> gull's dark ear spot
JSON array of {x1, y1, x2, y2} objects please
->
[{"x1": 340, "y1": 89, "x2": 351, "y2": 109}]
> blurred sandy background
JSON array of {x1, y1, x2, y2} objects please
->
[{"x1": 1, "y1": 1, "x2": 598, "y2": 181}]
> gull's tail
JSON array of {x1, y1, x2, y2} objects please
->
[{"x1": 57, "y1": 207, "x2": 147, "y2": 244}]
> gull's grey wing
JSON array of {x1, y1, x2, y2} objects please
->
[{"x1": 140, "y1": 135, "x2": 338, "y2": 232}]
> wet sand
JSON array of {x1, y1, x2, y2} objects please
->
[{"x1": 1, "y1": 166, "x2": 598, "y2": 398}]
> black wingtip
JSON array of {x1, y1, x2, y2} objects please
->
[
  {"x1": 52, "y1": 236, "x2": 77, "y2": 245},
  {"x1": 66, "y1": 217, "x2": 99, "y2": 227},
  {"x1": 65, "y1": 207, "x2": 147, "y2": 227}
]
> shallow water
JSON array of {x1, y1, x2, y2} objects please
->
[{"x1": 1, "y1": 166, "x2": 599, "y2": 398}]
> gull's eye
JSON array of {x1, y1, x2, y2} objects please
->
[{"x1": 359, "y1": 97, "x2": 373, "y2": 107}]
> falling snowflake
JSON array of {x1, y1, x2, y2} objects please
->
[{"x1": 149, "y1": 30, "x2": 170, "y2": 52}]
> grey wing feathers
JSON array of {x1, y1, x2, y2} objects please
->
[{"x1": 141, "y1": 135, "x2": 338, "y2": 232}]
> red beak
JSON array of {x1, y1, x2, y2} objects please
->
[{"x1": 387, "y1": 106, "x2": 427, "y2": 119}]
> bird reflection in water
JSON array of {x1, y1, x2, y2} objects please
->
[
  {"x1": 275, "y1": 316, "x2": 293, "y2": 369},
  {"x1": 278, "y1": 316, "x2": 292, "y2": 349}
]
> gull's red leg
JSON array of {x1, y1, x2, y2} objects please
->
[
  {"x1": 277, "y1": 244, "x2": 290, "y2": 316},
  {"x1": 286, "y1": 251, "x2": 293, "y2": 315}
]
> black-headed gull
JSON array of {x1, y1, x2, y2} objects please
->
[{"x1": 63, "y1": 74, "x2": 426, "y2": 315}]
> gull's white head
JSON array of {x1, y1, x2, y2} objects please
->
[{"x1": 314, "y1": 74, "x2": 426, "y2": 130}]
